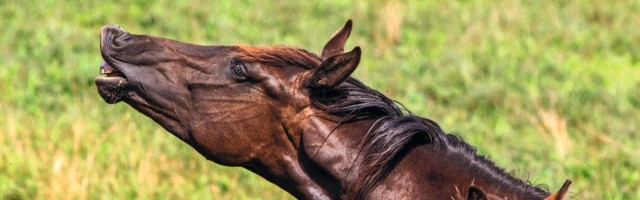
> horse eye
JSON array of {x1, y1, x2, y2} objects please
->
[{"x1": 231, "y1": 59, "x2": 247, "y2": 78}]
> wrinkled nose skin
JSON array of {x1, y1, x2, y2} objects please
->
[{"x1": 100, "y1": 24, "x2": 130, "y2": 50}]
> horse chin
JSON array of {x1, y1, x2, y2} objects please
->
[
  {"x1": 96, "y1": 59, "x2": 129, "y2": 104},
  {"x1": 95, "y1": 76, "x2": 127, "y2": 104}
]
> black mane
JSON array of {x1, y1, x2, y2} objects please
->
[{"x1": 311, "y1": 78, "x2": 550, "y2": 199}]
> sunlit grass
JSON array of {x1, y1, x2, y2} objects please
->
[{"x1": 1, "y1": 0, "x2": 639, "y2": 199}]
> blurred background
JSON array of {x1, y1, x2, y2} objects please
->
[{"x1": 1, "y1": 0, "x2": 639, "y2": 199}]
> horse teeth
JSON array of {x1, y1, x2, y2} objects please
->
[{"x1": 100, "y1": 60, "x2": 117, "y2": 75}]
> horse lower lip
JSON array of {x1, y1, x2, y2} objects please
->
[{"x1": 95, "y1": 75, "x2": 128, "y2": 104}]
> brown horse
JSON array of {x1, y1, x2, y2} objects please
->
[{"x1": 95, "y1": 20, "x2": 572, "y2": 200}]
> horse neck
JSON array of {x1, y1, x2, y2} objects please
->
[{"x1": 300, "y1": 110, "x2": 549, "y2": 199}]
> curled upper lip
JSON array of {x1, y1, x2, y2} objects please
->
[
  {"x1": 100, "y1": 24, "x2": 126, "y2": 74},
  {"x1": 100, "y1": 24, "x2": 124, "y2": 49}
]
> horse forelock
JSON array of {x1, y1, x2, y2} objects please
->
[{"x1": 234, "y1": 46, "x2": 321, "y2": 69}]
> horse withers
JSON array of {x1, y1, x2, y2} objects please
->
[{"x1": 96, "y1": 20, "x2": 571, "y2": 199}]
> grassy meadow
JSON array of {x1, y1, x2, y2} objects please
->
[{"x1": 1, "y1": 0, "x2": 639, "y2": 199}]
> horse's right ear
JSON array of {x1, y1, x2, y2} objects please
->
[
  {"x1": 321, "y1": 19, "x2": 353, "y2": 61},
  {"x1": 545, "y1": 179, "x2": 572, "y2": 200},
  {"x1": 306, "y1": 46, "x2": 361, "y2": 89}
]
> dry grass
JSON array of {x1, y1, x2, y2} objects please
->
[{"x1": 531, "y1": 108, "x2": 572, "y2": 157}]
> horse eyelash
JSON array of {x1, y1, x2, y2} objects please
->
[{"x1": 231, "y1": 59, "x2": 248, "y2": 78}]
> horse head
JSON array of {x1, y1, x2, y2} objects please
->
[{"x1": 96, "y1": 20, "x2": 360, "y2": 199}]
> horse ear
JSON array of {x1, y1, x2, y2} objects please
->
[
  {"x1": 467, "y1": 186, "x2": 488, "y2": 200},
  {"x1": 307, "y1": 46, "x2": 361, "y2": 89},
  {"x1": 544, "y1": 179, "x2": 572, "y2": 200},
  {"x1": 321, "y1": 19, "x2": 353, "y2": 61}
]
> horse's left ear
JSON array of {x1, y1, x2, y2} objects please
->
[
  {"x1": 306, "y1": 46, "x2": 361, "y2": 89},
  {"x1": 321, "y1": 19, "x2": 353, "y2": 61},
  {"x1": 467, "y1": 186, "x2": 488, "y2": 200},
  {"x1": 545, "y1": 179, "x2": 572, "y2": 200}
]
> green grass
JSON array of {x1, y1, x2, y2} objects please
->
[{"x1": 1, "y1": 0, "x2": 638, "y2": 199}]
